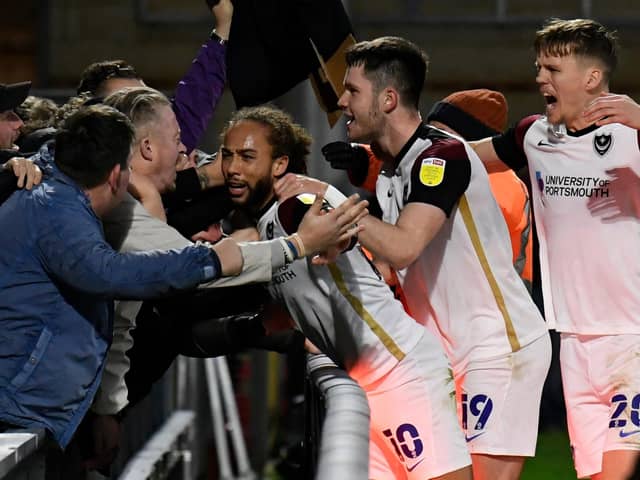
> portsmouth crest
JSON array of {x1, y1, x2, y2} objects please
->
[
  {"x1": 266, "y1": 221, "x2": 274, "y2": 240},
  {"x1": 418, "y1": 158, "x2": 446, "y2": 187},
  {"x1": 594, "y1": 133, "x2": 613, "y2": 156}
]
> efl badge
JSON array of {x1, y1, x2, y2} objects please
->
[
  {"x1": 594, "y1": 133, "x2": 613, "y2": 156},
  {"x1": 296, "y1": 193, "x2": 316, "y2": 205},
  {"x1": 419, "y1": 158, "x2": 446, "y2": 187}
]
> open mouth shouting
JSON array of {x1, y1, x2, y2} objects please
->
[
  {"x1": 542, "y1": 92, "x2": 558, "y2": 117},
  {"x1": 226, "y1": 179, "x2": 248, "y2": 198}
]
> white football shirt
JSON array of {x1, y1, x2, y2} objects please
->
[
  {"x1": 494, "y1": 116, "x2": 640, "y2": 334},
  {"x1": 378, "y1": 124, "x2": 547, "y2": 371},
  {"x1": 258, "y1": 200, "x2": 427, "y2": 387}
]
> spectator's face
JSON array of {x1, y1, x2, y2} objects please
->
[
  {"x1": 221, "y1": 120, "x2": 287, "y2": 211},
  {"x1": 144, "y1": 104, "x2": 184, "y2": 193},
  {"x1": 0, "y1": 110, "x2": 24, "y2": 149},
  {"x1": 338, "y1": 64, "x2": 384, "y2": 144}
]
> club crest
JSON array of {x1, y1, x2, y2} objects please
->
[
  {"x1": 266, "y1": 221, "x2": 274, "y2": 240},
  {"x1": 594, "y1": 133, "x2": 613, "y2": 156}
]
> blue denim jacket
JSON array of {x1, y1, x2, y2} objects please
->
[{"x1": 0, "y1": 148, "x2": 220, "y2": 447}]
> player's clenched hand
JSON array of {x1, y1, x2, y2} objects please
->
[
  {"x1": 296, "y1": 193, "x2": 367, "y2": 256},
  {"x1": 321, "y1": 141, "x2": 369, "y2": 171},
  {"x1": 210, "y1": 237, "x2": 243, "y2": 276},
  {"x1": 583, "y1": 92, "x2": 640, "y2": 129},
  {"x1": 3, "y1": 157, "x2": 42, "y2": 190},
  {"x1": 274, "y1": 173, "x2": 328, "y2": 202}
]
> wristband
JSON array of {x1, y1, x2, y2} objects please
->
[
  {"x1": 278, "y1": 237, "x2": 295, "y2": 264},
  {"x1": 209, "y1": 29, "x2": 227, "y2": 45},
  {"x1": 290, "y1": 233, "x2": 306, "y2": 259},
  {"x1": 284, "y1": 237, "x2": 299, "y2": 259}
]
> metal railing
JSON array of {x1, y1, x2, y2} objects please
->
[
  {"x1": 306, "y1": 355, "x2": 370, "y2": 480},
  {"x1": 0, "y1": 353, "x2": 372, "y2": 480},
  {"x1": 0, "y1": 430, "x2": 46, "y2": 480},
  {"x1": 118, "y1": 411, "x2": 195, "y2": 480}
]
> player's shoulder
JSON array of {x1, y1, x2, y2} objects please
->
[
  {"x1": 408, "y1": 128, "x2": 472, "y2": 191},
  {"x1": 499, "y1": 114, "x2": 545, "y2": 154},
  {"x1": 517, "y1": 114, "x2": 543, "y2": 130},
  {"x1": 418, "y1": 129, "x2": 470, "y2": 162}
]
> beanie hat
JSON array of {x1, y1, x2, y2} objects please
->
[
  {"x1": 426, "y1": 89, "x2": 508, "y2": 141},
  {"x1": 0, "y1": 81, "x2": 31, "y2": 113}
]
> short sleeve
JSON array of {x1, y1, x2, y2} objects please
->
[{"x1": 407, "y1": 138, "x2": 471, "y2": 217}]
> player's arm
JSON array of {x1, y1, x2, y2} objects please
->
[
  {"x1": 357, "y1": 203, "x2": 446, "y2": 270},
  {"x1": 470, "y1": 115, "x2": 539, "y2": 176},
  {"x1": 361, "y1": 143, "x2": 472, "y2": 269},
  {"x1": 277, "y1": 143, "x2": 469, "y2": 270},
  {"x1": 469, "y1": 137, "x2": 511, "y2": 174},
  {"x1": 276, "y1": 176, "x2": 446, "y2": 269}
]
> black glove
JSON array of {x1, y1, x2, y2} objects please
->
[
  {"x1": 184, "y1": 312, "x2": 305, "y2": 356},
  {"x1": 321, "y1": 141, "x2": 369, "y2": 186},
  {"x1": 321, "y1": 141, "x2": 368, "y2": 170},
  {"x1": 251, "y1": 328, "x2": 306, "y2": 356}
]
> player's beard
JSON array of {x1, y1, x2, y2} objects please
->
[
  {"x1": 354, "y1": 98, "x2": 384, "y2": 144},
  {"x1": 245, "y1": 176, "x2": 275, "y2": 213}
]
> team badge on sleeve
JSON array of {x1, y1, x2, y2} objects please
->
[{"x1": 419, "y1": 158, "x2": 446, "y2": 187}]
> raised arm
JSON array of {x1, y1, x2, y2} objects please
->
[{"x1": 172, "y1": 0, "x2": 232, "y2": 152}]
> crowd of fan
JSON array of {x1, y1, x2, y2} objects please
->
[{"x1": 3, "y1": 3, "x2": 640, "y2": 480}]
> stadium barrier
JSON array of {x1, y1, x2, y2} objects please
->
[
  {"x1": 0, "y1": 353, "x2": 371, "y2": 480},
  {"x1": 0, "y1": 429, "x2": 46, "y2": 480},
  {"x1": 305, "y1": 354, "x2": 370, "y2": 480},
  {"x1": 118, "y1": 410, "x2": 195, "y2": 480}
]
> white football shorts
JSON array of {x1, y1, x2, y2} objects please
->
[
  {"x1": 561, "y1": 333, "x2": 640, "y2": 478},
  {"x1": 366, "y1": 332, "x2": 471, "y2": 479}
]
